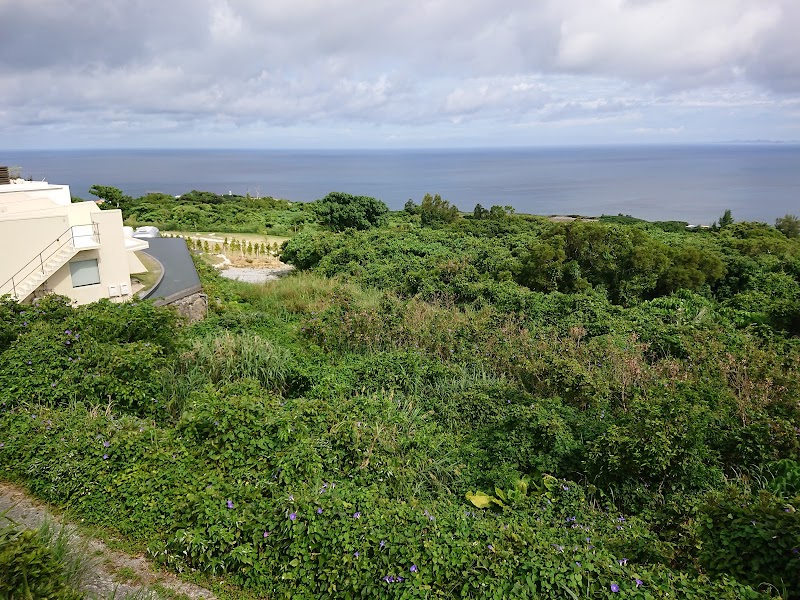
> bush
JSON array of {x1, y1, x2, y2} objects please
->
[
  {"x1": 0, "y1": 518, "x2": 84, "y2": 600},
  {"x1": 697, "y1": 487, "x2": 800, "y2": 595}
]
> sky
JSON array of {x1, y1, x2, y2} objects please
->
[{"x1": 1, "y1": 0, "x2": 799, "y2": 149}]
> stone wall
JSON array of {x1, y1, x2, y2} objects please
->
[{"x1": 167, "y1": 291, "x2": 208, "y2": 323}]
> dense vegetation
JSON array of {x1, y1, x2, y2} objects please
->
[
  {"x1": 1, "y1": 193, "x2": 799, "y2": 598},
  {"x1": 87, "y1": 185, "x2": 317, "y2": 235}
]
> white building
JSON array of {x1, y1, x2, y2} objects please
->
[{"x1": 0, "y1": 172, "x2": 149, "y2": 305}]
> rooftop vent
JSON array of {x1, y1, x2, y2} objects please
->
[{"x1": 0, "y1": 166, "x2": 9, "y2": 185}]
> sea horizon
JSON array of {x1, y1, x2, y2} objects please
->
[{"x1": 4, "y1": 144, "x2": 799, "y2": 225}]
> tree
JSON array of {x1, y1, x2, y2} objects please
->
[
  {"x1": 775, "y1": 214, "x2": 800, "y2": 238},
  {"x1": 314, "y1": 192, "x2": 389, "y2": 231},
  {"x1": 718, "y1": 209, "x2": 734, "y2": 229},
  {"x1": 404, "y1": 199, "x2": 418, "y2": 215},
  {"x1": 419, "y1": 193, "x2": 459, "y2": 226},
  {"x1": 473, "y1": 203, "x2": 488, "y2": 220},
  {"x1": 88, "y1": 185, "x2": 133, "y2": 211},
  {"x1": 658, "y1": 245, "x2": 726, "y2": 294},
  {"x1": 489, "y1": 205, "x2": 508, "y2": 220}
]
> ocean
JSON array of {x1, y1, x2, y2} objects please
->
[{"x1": 5, "y1": 145, "x2": 799, "y2": 225}]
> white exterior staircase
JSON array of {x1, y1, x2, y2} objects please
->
[{"x1": 1, "y1": 225, "x2": 100, "y2": 301}]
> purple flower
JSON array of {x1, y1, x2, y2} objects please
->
[
  {"x1": 103, "y1": 454, "x2": 108, "y2": 460},
  {"x1": 103, "y1": 441, "x2": 110, "y2": 447},
  {"x1": 396, "y1": 576, "x2": 404, "y2": 582},
  {"x1": 65, "y1": 330, "x2": 71, "y2": 335},
  {"x1": 289, "y1": 512, "x2": 297, "y2": 521},
  {"x1": 636, "y1": 579, "x2": 643, "y2": 587},
  {"x1": 353, "y1": 551, "x2": 359, "y2": 559},
  {"x1": 561, "y1": 484, "x2": 569, "y2": 491},
  {"x1": 410, "y1": 565, "x2": 418, "y2": 572},
  {"x1": 226, "y1": 500, "x2": 234, "y2": 509},
  {"x1": 380, "y1": 540, "x2": 386, "y2": 549},
  {"x1": 51, "y1": 383, "x2": 56, "y2": 387},
  {"x1": 575, "y1": 561, "x2": 582, "y2": 567},
  {"x1": 353, "y1": 511, "x2": 361, "y2": 519},
  {"x1": 263, "y1": 531, "x2": 271, "y2": 538},
  {"x1": 0, "y1": 443, "x2": 4, "y2": 448},
  {"x1": 618, "y1": 558, "x2": 628, "y2": 566},
  {"x1": 488, "y1": 543, "x2": 494, "y2": 551},
  {"x1": 288, "y1": 494, "x2": 294, "y2": 501},
  {"x1": 610, "y1": 583, "x2": 620, "y2": 593},
  {"x1": 26, "y1": 361, "x2": 31, "y2": 365},
  {"x1": 317, "y1": 508, "x2": 323, "y2": 514}
]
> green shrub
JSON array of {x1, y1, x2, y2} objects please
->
[
  {"x1": 697, "y1": 487, "x2": 800, "y2": 595},
  {"x1": 0, "y1": 517, "x2": 84, "y2": 600}
]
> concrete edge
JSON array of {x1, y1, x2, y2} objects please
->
[
  {"x1": 153, "y1": 284, "x2": 204, "y2": 307},
  {"x1": 137, "y1": 251, "x2": 165, "y2": 300}
]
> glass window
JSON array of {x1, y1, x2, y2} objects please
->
[{"x1": 69, "y1": 259, "x2": 100, "y2": 287}]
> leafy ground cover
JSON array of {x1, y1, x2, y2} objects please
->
[{"x1": 1, "y1": 199, "x2": 799, "y2": 598}]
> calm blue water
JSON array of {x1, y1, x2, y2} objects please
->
[{"x1": 4, "y1": 145, "x2": 799, "y2": 224}]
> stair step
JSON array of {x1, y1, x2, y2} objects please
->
[{"x1": 10, "y1": 243, "x2": 79, "y2": 300}]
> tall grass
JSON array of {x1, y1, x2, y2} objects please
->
[
  {"x1": 160, "y1": 331, "x2": 294, "y2": 413},
  {"x1": 35, "y1": 518, "x2": 96, "y2": 592},
  {"x1": 234, "y1": 271, "x2": 382, "y2": 315},
  {"x1": 188, "y1": 331, "x2": 291, "y2": 388}
]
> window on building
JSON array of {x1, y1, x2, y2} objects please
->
[{"x1": 69, "y1": 259, "x2": 100, "y2": 287}]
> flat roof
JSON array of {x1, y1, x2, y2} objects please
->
[{"x1": 140, "y1": 238, "x2": 201, "y2": 302}]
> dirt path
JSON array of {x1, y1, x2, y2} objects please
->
[{"x1": 0, "y1": 481, "x2": 216, "y2": 600}]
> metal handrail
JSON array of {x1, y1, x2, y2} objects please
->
[{"x1": 0, "y1": 224, "x2": 100, "y2": 299}]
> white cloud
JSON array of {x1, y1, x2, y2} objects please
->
[{"x1": 0, "y1": 0, "x2": 798, "y2": 147}]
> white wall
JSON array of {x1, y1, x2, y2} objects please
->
[{"x1": 0, "y1": 215, "x2": 70, "y2": 296}]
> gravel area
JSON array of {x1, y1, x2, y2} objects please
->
[{"x1": 219, "y1": 264, "x2": 295, "y2": 283}]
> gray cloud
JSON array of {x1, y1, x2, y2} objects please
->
[{"x1": 0, "y1": 0, "x2": 798, "y2": 147}]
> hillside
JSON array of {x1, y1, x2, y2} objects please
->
[{"x1": 1, "y1": 193, "x2": 798, "y2": 598}]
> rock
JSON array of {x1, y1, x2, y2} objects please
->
[{"x1": 170, "y1": 292, "x2": 208, "y2": 323}]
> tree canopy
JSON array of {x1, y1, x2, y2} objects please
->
[{"x1": 313, "y1": 191, "x2": 389, "y2": 231}]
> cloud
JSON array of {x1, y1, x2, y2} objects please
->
[
  {"x1": 553, "y1": 0, "x2": 783, "y2": 85},
  {"x1": 0, "y1": 0, "x2": 797, "y2": 147}
]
